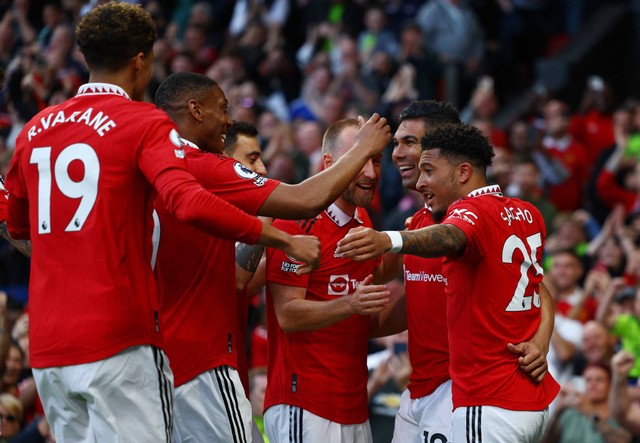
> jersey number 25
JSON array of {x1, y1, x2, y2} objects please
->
[{"x1": 502, "y1": 232, "x2": 543, "y2": 312}]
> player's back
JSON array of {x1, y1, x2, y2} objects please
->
[
  {"x1": 6, "y1": 86, "x2": 185, "y2": 368},
  {"x1": 442, "y1": 193, "x2": 559, "y2": 410}
]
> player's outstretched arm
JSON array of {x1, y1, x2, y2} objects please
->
[
  {"x1": 270, "y1": 274, "x2": 390, "y2": 333},
  {"x1": 337, "y1": 224, "x2": 467, "y2": 261},
  {"x1": 507, "y1": 282, "x2": 554, "y2": 382},
  {"x1": 259, "y1": 223, "x2": 320, "y2": 266},
  {"x1": 257, "y1": 114, "x2": 392, "y2": 219}
]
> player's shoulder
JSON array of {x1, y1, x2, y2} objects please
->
[
  {"x1": 205, "y1": 155, "x2": 272, "y2": 187},
  {"x1": 501, "y1": 195, "x2": 545, "y2": 221},
  {"x1": 409, "y1": 207, "x2": 434, "y2": 229}
]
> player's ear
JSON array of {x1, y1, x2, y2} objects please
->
[
  {"x1": 323, "y1": 152, "x2": 334, "y2": 169},
  {"x1": 131, "y1": 52, "x2": 145, "y2": 75},
  {"x1": 187, "y1": 99, "x2": 203, "y2": 122},
  {"x1": 457, "y1": 162, "x2": 472, "y2": 184}
]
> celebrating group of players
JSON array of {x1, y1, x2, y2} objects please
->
[{"x1": 0, "y1": 3, "x2": 559, "y2": 443}]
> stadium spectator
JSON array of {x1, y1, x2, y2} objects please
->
[
  {"x1": 416, "y1": 0, "x2": 485, "y2": 106},
  {"x1": 0, "y1": 392, "x2": 23, "y2": 441},
  {"x1": 540, "y1": 99, "x2": 589, "y2": 212},
  {"x1": 610, "y1": 350, "x2": 640, "y2": 437},
  {"x1": 542, "y1": 362, "x2": 631, "y2": 443}
]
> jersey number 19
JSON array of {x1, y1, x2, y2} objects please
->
[{"x1": 30, "y1": 144, "x2": 100, "y2": 234}]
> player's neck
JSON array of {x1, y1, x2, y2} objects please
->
[
  {"x1": 460, "y1": 178, "x2": 490, "y2": 197},
  {"x1": 87, "y1": 70, "x2": 136, "y2": 101}
]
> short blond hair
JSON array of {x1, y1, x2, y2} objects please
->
[{"x1": 0, "y1": 393, "x2": 23, "y2": 423}]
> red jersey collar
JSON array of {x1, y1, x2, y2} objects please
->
[
  {"x1": 77, "y1": 83, "x2": 131, "y2": 99},
  {"x1": 324, "y1": 203, "x2": 364, "y2": 227},
  {"x1": 467, "y1": 185, "x2": 503, "y2": 198}
]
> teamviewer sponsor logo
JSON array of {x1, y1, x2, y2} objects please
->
[
  {"x1": 404, "y1": 270, "x2": 448, "y2": 285},
  {"x1": 328, "y1": 274, "x2": 350, "y2": 296}
]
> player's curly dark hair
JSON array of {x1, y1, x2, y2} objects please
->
[
  {"x1": 421, "y1": 123, "x2": 494, "y2": 170},
  {"x1": 154, "y1": 72, "x2": 218, "y2": 117},
  {"x1": 76, "y1": 3, "x2": 156, "y2": 71},
  {"x1": 399, "y1": 100, "x2": 460, "y2": 126}
]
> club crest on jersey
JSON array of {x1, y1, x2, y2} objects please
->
[
  {"x1": 447, "y1": 208, "x2": 478, "y2": 225},
  {"x1": 169, "y1": 129, "x2": 185, "y2": 158},
  {"x1": 233, "y1": 162, "x2": 259, "y2": 180},
  {"x1": 328, "y1": 274, "x2": 350, "y2": 296}
]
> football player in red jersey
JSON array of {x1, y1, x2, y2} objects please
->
[
  {"x1": 338, "y1": 123, "x2": 560, "y2": 442},
  {"x1": 3, "y1": 4, "x2": 320, "y2": 442},
  {"x1": 383, "y1": 100, "x2": 555, "y2": 443},
  {"x1": 263, "y1": 118, "x2": 391, "y2": 443},
  {"x1": 153, "y1": 73, "x2": 391, "y2": 443}
]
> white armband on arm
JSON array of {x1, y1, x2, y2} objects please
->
[{"x1": 383, "y1": 231, "x2": 403, "y2": 254}]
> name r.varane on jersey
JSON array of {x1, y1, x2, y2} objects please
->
[{"x1": 27, "y1": 107, "x2": 116, "y2": 141}]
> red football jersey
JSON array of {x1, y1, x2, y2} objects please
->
[
  {"x1": 5, "y1": 84, "x2": 262, "y2": 368},
  {"x1": 441, "y1": 186, "x2": 560, "y2": 410},
  {"x1": 0, "y1": 176, "x2": 8, "y2": 223},
  {"x1": 404, "y1": 207, "x2": 450, "y2": 399},
  {"x1": 154, "y1": 140, "x2": 278, "y2": 387},
  {"x1": 265, "y1": 204, "x2": 381, "y2": 424}
]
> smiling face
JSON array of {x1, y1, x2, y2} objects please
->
[
  {"x1": 583, "y1": 365, "x2": 610, "y2": 404},
  {"x1": 340, "y1": 126, "x2": 381, "y2": 209},
  {"x1": 199, "y1": 85, "x2": 232, "y2": 154},
  {"x1": 416, "y1": 148, "x2": 461, "y2": 222},
  {"x1": 342, "y1": 153, "x2": 381, "y2": 209},
  {"x1": 325, "y1": 125, "x2": 381, "y2": 212},
  {"x1": 392, "y1": 119, "x2": 427, "y2": 191}
]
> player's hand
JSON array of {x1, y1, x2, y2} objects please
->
[
  {"x1": 349, "y1": 274, "x2": 390, "y2": 316},
  {"x1": 283, "y1": 235, "x2": 320, "y2": 270},
  {"x1": 354, "y1": 113, "x2": 391, "y2": 157},
  {"x1": 507, "y1": 341, "x2": 548, "y2": 383},
  {"x1": 337, "y1": 227, "x2": 391, "y2": 261}
]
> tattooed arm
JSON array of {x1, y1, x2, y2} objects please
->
[
  {"x1": 0, "y1": 221, "x2": 31, "y2": 257},
  {"x1": 399, "y1": 224, "x2": 466, "y2": 258},
  {"x1": 235, "y1": 242, "x2": 265, "y2": 293},
  {"x1": 336, "y1": 224, "x2": 467, "y2": 261}
]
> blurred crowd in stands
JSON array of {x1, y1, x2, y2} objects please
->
[{"x1": 1, "y1": 0, "x2": 640, "y2": 441}]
